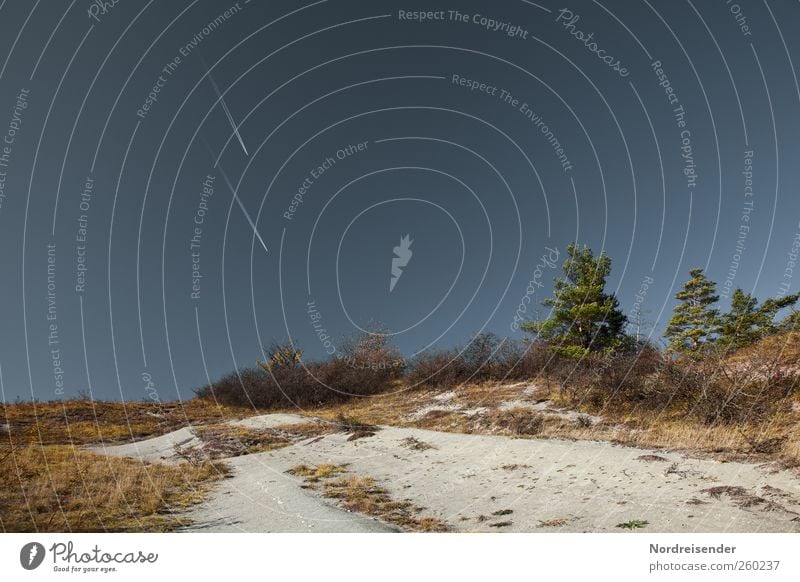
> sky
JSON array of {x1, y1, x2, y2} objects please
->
[{"x1": 0, "y1": 0, "x2": 799, "y2": 401}]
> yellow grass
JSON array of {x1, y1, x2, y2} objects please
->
[
  {"x1": 307, "y1": 381, "x2": 800, "y2": 467},
  {"x1": 287, "y1": 463, "x2": 447, "y2": 531},
  {"x1": 3, "y1": 332, "x2": 798, "y2": 533},
  {"x1": 0, "y1": 444, "x2": 227, "y2": 532},
  {"x1": 1, "y1": 399, "x2": 256, "y2": 446},
  {"x1": 0, "y1": 398, "x2": 259, "y2": 532}
]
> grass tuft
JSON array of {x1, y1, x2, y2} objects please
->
[
  {"x1": 287, "y1": 463, "x2": 447, "y2": 532},
  {"x1": 0, "y1": 444, "x2": 226, "y2": 532},
  {"x1": 616, "y1": 519, "x2": 649, "y2": 530}
]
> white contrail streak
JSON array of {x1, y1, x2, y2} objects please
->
[
  {"x1": 216, "y1": 163, "x2": 270, "y2": 255},
  {"x1": 204, "y1": 65, "x2": 249, "y2": 156}
]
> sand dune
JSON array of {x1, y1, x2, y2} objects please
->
[{"x1": 100, "y1": 414, "x2": 800, "y2": 533}]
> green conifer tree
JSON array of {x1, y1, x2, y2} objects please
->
[
  {"x1": 521, "y1": 244, "x2": 627, "y2": 356},
  {"x1": 664, "y1": 268, "x2": 720, "y2": 354},
  {"x1": 717, "y1": 289, "x2": 799, "y2": 350}
]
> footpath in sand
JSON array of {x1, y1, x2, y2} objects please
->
[{"x1": 101, "y1": 413, "x2": 800, "y2": 533}]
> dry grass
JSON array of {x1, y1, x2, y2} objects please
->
[
  {"x1": 532, "y1": 412, "x2": 800, "y2": 467},
  {"x1": 400, "y1": 436, "x2": 435, "y2": 451},
  {"x1": 781, "y1": 437, "x2": 800, "y2": 467},
  {"x1": 537, "y1": 517, "x2": 570, "y2": 528},
  {"x1": 323, "y1": 475, "x2": 448, "y2": 532},
  {"x1": 0, "y1": 398, "x2": 258, "y2": 532},
  {"x1": 177, "y1": 421, "x2": 335, "y2": 462},
  {"x1": 636, "y1": 455, "x2": 669, "y2": 462},
  {"x1": 0, "y1": 444, "x2": 227, "y2": 532},
  {"x1": 1, "y1": 399, "x2": 255, "y2": 446},
  {"x1": 310, "y1": 380, "x2": 800, "y2": 468},
  {"x1": 483, "y1": 408, "x2": 545, "y2": 436},
  {"x1": 287, "y1": 463, "x2": 348, "y2": 483},
  {"x1": 727, "y1": 331, "x2": 800, "y2": 369},
  {"x1": 287, "y1": 463, "x2": 448, "y2": 532},
  {"x1": 178, "y1": 426, "x2": 290, "y2": 461},
  {"x1": 277, "y1": 420, "x2": 337, "y2": 440},
  {"x1": 333, "y1": 413, "x2": 379, "y2": 441},
  {"x1": 697, "y1": 485, "x2": 793, "y2": 513},
  {"x1": 3, "y1": 332, "x2": 798, "y2": 533},
  {"x1": 498, "y1": 463, "x2": 532, "y2": 471}
]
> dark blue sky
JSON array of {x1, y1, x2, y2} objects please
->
[{"x1": 1, "y1": 0, "x2": 799, "y2": 401}]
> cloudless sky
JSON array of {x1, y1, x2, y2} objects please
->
[{"x1": 0, "y1": 0, "x2": 799, "y2": 401}]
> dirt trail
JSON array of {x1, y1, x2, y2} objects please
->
[{"x1": 101, "y1": 414, "x2": 800, "y2": 533}]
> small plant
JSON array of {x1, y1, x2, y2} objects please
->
[
  {"x1": 499, "y1": 463, "x2": 532, "y2": 471},
  {"x1": 400, "y1": 436, "x2": 435, "y2": 451},
  {"x1": 537, "y1": 517, "x2": 569, "y2": 528},
  {"x1": 334, "y1": 413, "x2": 379, "y2": 440},
  {"x1": 665, "y1": 463, "x2": 689, "y2": 478},
  {"x1": 616, "y1": 519, "x2": 648, "y2": 530},
  {"x1": 286, "y1": 463, "x2": 348, "y2": 484},
  {"x1": 636, "y1": 454, "x2": 668, "y2": 463}
]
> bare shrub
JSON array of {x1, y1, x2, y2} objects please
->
[
  {"x1": 405, "y1": 350, "x2": 463, "y2": 389},
  {"x1": 196, "y1": 334, "x2": 403, "y2": 409},
  {"x1": 405, "y1": 338, "x2": 554, "y2": 389},
  {"x1": 506, "y1": 341, "x2": 556, "y2": 380}
]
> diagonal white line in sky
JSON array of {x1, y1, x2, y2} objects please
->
[
  {"x1": 205, "y1": 68, "x2": 249, "y2": 156},
  {"x1": 216, "y1": 163, "x2": 269, "y2": 255}
]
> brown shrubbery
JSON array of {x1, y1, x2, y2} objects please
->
[
  {"x1": 197, "y1": 328, "x2": 799, "y2": 433},
  {"x1": 560, "y1": 336, "x2": 799, "y2": 426},
  {"x1": 405, "y1": 334, "x2": 555, "y2": 389},
  {"x1": 195, "y1": 333, "x2": 404, "y2": 408}
]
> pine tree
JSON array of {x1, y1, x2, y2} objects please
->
[
  {"x1": 717, "y1": 289, "x2": 800, "y2": 349},
  {"x1": 521, "y1": 244, "x2": 627, "y2": 356},
  {"x1": 780, "y1": 308, "x2": 800, "y2": 332},
  {"x1": 760, "y1": 293, "x2": 800, "y2": 331},
  {"x1": 664, "y1": 268, "x2": 720, "y2": 354},
  {"x1": 717, "y1": 289, "x2": 759, "y2": 350}
]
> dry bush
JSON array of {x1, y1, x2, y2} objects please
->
[
  {"x1": 658, "y1": 352, "x2": 797, "y2": 425},
  {"x1": 505, "y1": 341, "x2": 557, "y2": 380},
  {"x1": 196, "y1": 334, "x2": 404, "y2": 409},
  {"x1": 404, "y1": 350, "x2": 464, "y2": 389},
  {"x1": 559, "y1": 345, "x2": 663, "y2": 408},
  {"x1": 195, "y1": 365, "x2": 332, "y2": 408},
  {"x1": 557, "y1": 335, "x2": 799, "y2": 429},
  {"x1": 405, "y1": 337, "x2": 554, "y2": 389}
]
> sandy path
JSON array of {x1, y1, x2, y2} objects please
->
[
  {"x1": 178, "y1": 450, "x2": 396, "y2": 532},
  {"x1": 101, "y1": 414, "x2": 800, "y2": 533}
]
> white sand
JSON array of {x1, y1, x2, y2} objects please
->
[{"x1": 100, "y1": 415, "x2": 800, "y2": 533}]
